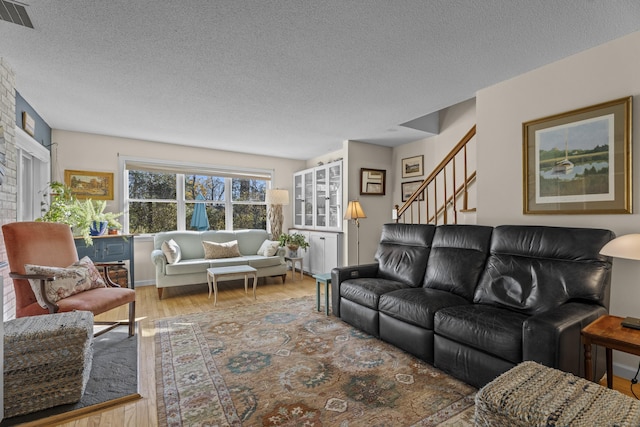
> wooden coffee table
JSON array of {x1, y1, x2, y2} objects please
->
[
  {"x1": 206, "y1": 265, "x2": 257, "y2": 306},
  {"x1": 582, "y1": 314, "x2": 640, "y2": 388}
]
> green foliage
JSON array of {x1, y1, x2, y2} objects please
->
[
  {"x1": 278, "y1": 232, "x2": 309, "y2": 250},
  {"x1": 38, "y1": 182, "x2": 122, "y2": 245}
]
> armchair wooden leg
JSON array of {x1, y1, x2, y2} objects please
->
[{"x1": 129, "y1": 300, "x2": 136, "y2": 337}]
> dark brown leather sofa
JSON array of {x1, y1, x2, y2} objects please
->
[{"x1": 331, "y1": 223, "x2": 614, "y2": 388}]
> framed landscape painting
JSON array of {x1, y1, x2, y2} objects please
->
[
  {"x1": 523, "y1": 97, "x2": 632, "y2": 214},
  {"x1": 65, "y1": 170, "x2": 114, "y2": 200},
  {"x1": 402, "y1": 155, "x2": 424, "y2": 178}
]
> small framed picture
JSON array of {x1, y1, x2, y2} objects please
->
[
  {"x1": 22, "y1": 112, "x2": 35, "y2": 137},
  {"x1": 360, "y1": 168, "x2": 386, "y2": 196},
  {"x1": 402, "y1": 155, "x2": 424, "y2": 178},
  {"x1": 402, "y1": 180, "x2": 425, "y2": 202}
]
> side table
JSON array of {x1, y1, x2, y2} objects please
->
[
  {"x1": 313, "y1": 273, "x2": 331, "y2": 315},
  {"x1": 582, "y1": 314, "x2": 640, "y2": 388},
  {"x1": 285, "y1": 256, "x2": 304, "y2": 281}
]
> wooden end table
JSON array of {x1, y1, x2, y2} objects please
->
[{"x1": 582, "y1": 314, "x2": 640, "y2": 388}]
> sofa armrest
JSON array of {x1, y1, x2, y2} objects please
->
[
  {"x1": 331, "y1": 263, "x2": 379, "y2": 317},
  {"x1": 524, "y1": 302, "x2": 607, "y2": 379},
  {"x1": 151, "y1": 249, "x2": 168, "y2": 280}
]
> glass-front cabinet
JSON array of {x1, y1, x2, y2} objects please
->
[
  {"x1": 294, "y1": 170, "x2": 314, "y2": 228},
  {"x1": 293, "y1": 160, "x2": 342, "y2": 231}
]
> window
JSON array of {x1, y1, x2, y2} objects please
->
[{"x1": 123, "y1": 159, "x2": 270, "y2": 234}]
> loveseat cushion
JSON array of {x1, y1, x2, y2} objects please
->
[
  {"x1": 340, "y1": 278, "x2": 410, "y2": 310},
  {"x1": 473, "y1": 225, "x2": 614, "y2": 316},
  {"x1": 165, "y1": 259, "x2": 214, "y2": 275},
  {"x1": 379, "y1": 287, "x2": 469, "y2": 329},
  {"x1": 435, "y1": 304, "x2": 527, "y2": 364},
  {"x1": 244, "y1": 255, "x2": 283, "y2": 269},
  {"x1": 375, "y1": 223, "x2": 435, "y2": 286},
  {"x1": 423, "y1": 225, "x2": 493, "y2": 300}
]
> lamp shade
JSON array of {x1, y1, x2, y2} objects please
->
[
  {"x1": 600, "y1": 234, "x2": 640, "y2": 260},
  {"x1": 344, "y1": 200, "x2": 366, "y2": 220},
  {"x1": 266, "y1": 189, "x2": 289, "y2": 205}
]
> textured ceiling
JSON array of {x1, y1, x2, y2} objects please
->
[{"x1": 1, "y1": 1, "x2": 639, "y2": 160}]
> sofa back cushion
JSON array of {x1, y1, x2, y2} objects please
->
[
  {"x1": 473, "y1": 225, "x2": 614, "y2": 315},
  {"x1": 375, "y1": 223, "x2": 435, "y2": 286},
  {"x1": 423, "y1": 225, "x2": 493, "y2": 300},
  {"x1": 154, "y1": 229, "x2": 270, "y2": 260}
]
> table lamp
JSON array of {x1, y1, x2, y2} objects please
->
[
  {"x1": 599, "y1": 233, "x2": 640, "y2": 329},
  {"x1": 344, "y1": 200, "x2": 366, "y2": 264},
  {"x1": 266, "y1": 189, "x2": 289, "y2": 239}
]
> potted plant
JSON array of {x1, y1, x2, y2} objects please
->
[
  {"x1": 38, "y1": 182, "x2": 122, "y2": 245},
  {"x1": 278, "y1": 232, "x2": 309, "y2": 257},
  {"x1": 79, "y1": 199, "x2": 123, "y2": 238}
]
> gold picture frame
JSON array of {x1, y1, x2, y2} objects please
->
[
  {"x1": 64, "y1": 170, "x2": 114, "y2": 200},
  {"x1": 22, "y1": 111, "x2": 35, "y2": 137},
  {"x1": 402, "y1": 155, "x2": 424, "y2": 178},
  {"x1": 360, "y1": 168, "x2": 386, "y2": 196},
  {"x1": 523, "y1": 96, "x2": 632, "y2": 214}
]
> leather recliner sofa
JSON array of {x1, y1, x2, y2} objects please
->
[{"x1": 331, "y1": 223, "x2": 614, "y2": 388}]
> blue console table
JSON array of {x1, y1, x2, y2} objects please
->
[{"x1": 74, "y1": 234, "x2": 135, "y2": 288}]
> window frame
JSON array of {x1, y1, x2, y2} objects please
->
[{"x1": 119, "y1": 156, "x2": 273, "y2": 234}]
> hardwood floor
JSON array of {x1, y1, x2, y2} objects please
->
[{"x1": 38, "y1": 274, "x2": 636, "y2": 426}]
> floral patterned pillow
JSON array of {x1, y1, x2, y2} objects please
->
[{"x1": 25, "y1": 256, "x2": 107, "y2": 308}]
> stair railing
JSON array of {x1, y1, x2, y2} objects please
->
[{"x1": 394, "y1": 125, "x2": 476, "y2": 225}]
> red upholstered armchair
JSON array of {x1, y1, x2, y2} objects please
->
[{"x1": 2, "y1": 221, "x2": 136, "y2": 336}]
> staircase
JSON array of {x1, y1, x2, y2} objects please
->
[{"x1": 394, "y1": 125, "x2": 476, "y2": 225}]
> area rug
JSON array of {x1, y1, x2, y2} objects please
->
[
  {"x1": 155, "y1": 297, "x2": 476, "y2": 426},
  {"x1": 2, "y1": 325, "x2": 140, "y2": 427}
]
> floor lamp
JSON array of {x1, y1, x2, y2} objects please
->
[
  {"x1": 266, "y1": 189, "x2": 289, "y2": 239},
  {"x1": 344, "y1": 200, "x2": 366, "y2": 265},
  {"x1": 600, "y1": 233, "x2": 640, "y2": 329}
]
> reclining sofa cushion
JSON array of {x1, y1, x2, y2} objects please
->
[
  {"x1": 380, "y1": 225, "x2": 493, "y2": 330},
  {"x1": 473, "y1": 225, "x2": 614, "y2": 315},
  {"x1": 375, "y1": 223, "x2": 435, "y2": 286},
  {"x1": 341, "y1": 278, "x2": 410, "y2": 310},
  {"x1": 423, "y1": 225, "x2": 494, "y2": 299},
  {"x1": 435, "y1": 304, "x2": 528, "y2": 364},
  {"x1": 379, "y1": 287, "x2": 469, "y2": 329}
]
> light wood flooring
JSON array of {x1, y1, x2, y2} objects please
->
[{"x1": 32, "y1": 274, "x2": 637, "y2": 426}]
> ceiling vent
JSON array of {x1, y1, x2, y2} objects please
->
[{"x1": 0, "y1": 0, "x2": 33, "y2": 28}]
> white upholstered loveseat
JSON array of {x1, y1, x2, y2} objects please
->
[{"x1": 151, "y1": 229, "x2": 287, "y2": 298}]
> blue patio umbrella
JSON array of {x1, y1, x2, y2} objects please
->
[{"x1": 190, "y1": 193, "x2": 210, "y2": 230}]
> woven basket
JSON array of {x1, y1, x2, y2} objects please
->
[
  {"x1": 4, "y1": 311, "x2": 94, "y2": 418},
  {"x1": 475, "y1": 361, "x2": 640, "y2": 427}
]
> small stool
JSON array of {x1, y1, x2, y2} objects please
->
[
  {"x1": 313, "y1": 273, "x2": 331, "y2": 315},
  {"x1": 285, "y1": 256, "x2": 304, "y2": 281}
]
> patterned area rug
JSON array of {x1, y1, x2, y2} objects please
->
[{"x1": 155, "y1": 297, "x2": 476, "y2": 426}]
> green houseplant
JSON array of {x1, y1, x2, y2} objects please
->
[
  {"x1": 38, "y1": 182, "x2": 122, "y2": 245},
  {"x1": 278, "y1": 232, "x2": 309, "y2": 256}
]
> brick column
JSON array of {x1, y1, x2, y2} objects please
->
[{"x1": 0, "y1": 58, "x2": 18, "y2": 320}]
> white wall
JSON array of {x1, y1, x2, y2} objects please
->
[
  {"x1": 476, "y1": 30, "x2": 640, "y2": 375},
  {"x1": 52, "y1": 129, "x2": 306, "y2": 286},
  {"x1": 344, "y1": 140, "x2": 393, "y2": 265}
]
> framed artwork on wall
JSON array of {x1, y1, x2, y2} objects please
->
[
  {"x1": 402, "y1": 180, "x2": 425, "y2": 202},
  {"x1": 523, "y1": 96, "x2": 632, "y2": 214},
  {"x1": 22, "y1": 112, "x2": 35, "y2": 137},
  {"x1": 360, "y1": 168, "x2": 386, "y2": 195},
  {"x1": 402, "y1": 155, "x2": 424, "y2": 178},
  {"x1": 64, "y1": 169, "x2": 114, "y2": 200}
]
